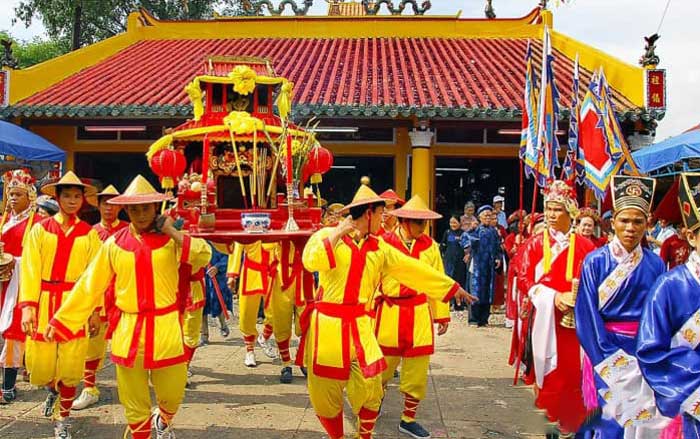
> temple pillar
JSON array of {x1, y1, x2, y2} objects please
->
[{"x1": 408, "y1": 128, "x2": 434, "y2": 204}]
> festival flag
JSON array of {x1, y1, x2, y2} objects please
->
[
  {"x1": 563, "y1": 54, "x2": 583, "y2": 183},
  {"x1": 533, "y1": 26, "x2": 561, "y2": 186},
  {"x1": 578, "y1": 71, "x2": 623, "y2": 198},
  {"x1": 520, "y1": 42, "x2": 540, "y2": 178}
]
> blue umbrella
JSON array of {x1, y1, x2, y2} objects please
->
[
  {"x1": 632, "y1": 127, "x2": 700, "y2": 175},
  {"x1": 0, "y1": 120, "x2": 65, "y2": 162}
]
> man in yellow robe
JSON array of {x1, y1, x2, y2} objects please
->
[
  {"x1": 46, "y1": 175, "x2": 212, "y2": 439},
  {"x1": 73, "y1": 184, "x2": 128, "y2": 411},
  {"x1": 269, "y1": 240, "x2": 315, "y2": 383},
  {"x1": 376, "y1": 195, "x2": 451, "y2": 439},
  {"x1": 227, "y1": 241, "x2": 277, "y2": 367},
  {"x1": 299, "y1": 185, "x2": 476, "y2": 439},
  {"x1": 19, "y1": 171, "x2": 101, "y2": 439}
]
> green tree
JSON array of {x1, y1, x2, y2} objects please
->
[
  {"x1": 0, "y1": 32, "x2": 68, "y2": 68},
  {"x1": 13, "y1": 0, "x2": 257, "y2": 50}
]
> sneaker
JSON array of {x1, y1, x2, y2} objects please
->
[
  {"x1": 219, "y1": 324, "x2": 230, "y2": 338},
  {"x1": 263, "y1": 343, "x2": 279, "y2": 359},
  {"x1": 54, "y1": 419, "x2": 72, "y2": 439},
  {"x1": 198, "y1": 335, "x2": 209, "y2": 347},
  {"x1": 72, "y1": 388, "x2": 99, "y2": 410},
  {"x1": 244, "y1": 351, "x2": 257, "y2": 368},
  {"x1": 299, "y1": 366, "x2": 308, "y2": 377},
  {"x1": 185, "y1": 368, "x2": 193, "y2": 388},
  {"x1": 280, "y1": 366, "x2": 293, "y2": 384},
  {"x1": 44, "y1": 391, "x2": 58, "y2": 418},
  {"x1": 399, "y1": 420, "x2": 431, "y2": 439},
  {"x1": 1, "y1": 388, "x2": 16, "y2": 404},
  {"x1": 152, "y1": 409, "x2": 176, "y2": 439},
  {"x1": 394, "y1": 369, "x2": 400, "y2": 379}
]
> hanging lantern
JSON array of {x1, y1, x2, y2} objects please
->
[
  {"x1": 304, "y1": 146, "x2": 334, "y2": 185},
  {"x1": 150, "y1": 148, "x2": 187, "y2": 190}
]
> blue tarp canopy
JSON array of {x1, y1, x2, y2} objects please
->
[
  {"x1": 0, "y1": 120, "x2": 65, "y2": 162},
  {"x1": 632, "y1": 128, "x2": 700, "y2": 174}
]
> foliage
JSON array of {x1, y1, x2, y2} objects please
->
[
  {"x1": 13, "y1": 0, "x2": 259, "y2": 49},
  {"x1": 0, "y1": 31, "x2": 68, "y2": 68}
]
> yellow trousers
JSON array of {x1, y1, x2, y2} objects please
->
[
  {"x1": 238, "y1": 294, "x2": 272, "y2": 338},
  {"x1": 381, "y1": 355, "x2": 430, "y2": 401},
  {"x1": 270, "y1": 283, "x2": 302, "y2": 364},
  {"x1": 85, "y1": 322, "x2": 108, "y2": 363},
  {"x1": 182, "y1": 308, "x2": 203, "y2": 350},
  {"x1": 308, "y1": 359, "x2": 384, "y2": 419},
  {"x1": 116, "y1": 346, "x2": 187, "y2": 429},
  {"x1": 25, "y1": 337, "x2": 89, "y2": 387}
]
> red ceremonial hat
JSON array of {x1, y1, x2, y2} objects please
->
[{"x1": 379, "y1": 189, "x2": 405, "y2": 207}]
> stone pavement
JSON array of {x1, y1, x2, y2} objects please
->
[{"x1": 0, "y1": 312, "x2": 550, "y2": 438}]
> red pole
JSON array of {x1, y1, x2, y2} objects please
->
[
  {"x1": 285, "y1": 135, "x2": 294, "y2": 186},
  {"x1": 207, "y1": 264, "x2": 230, "y2": 321}
]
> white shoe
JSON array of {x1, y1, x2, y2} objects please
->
[
  {"x1": 257, "y1": 334, "x2": 278, "y2": 359},
  {"x1": 54, "y1": 419, "x2": 72, "y2": 439},
  {"x1": 152, "y1": 409, "x2": 176, "y2": 439},
  {"x1": 72, "y1": 388, "x2": 99, "y2": 410},
  {"x1": 244, "y1": 351, "x2": 257, "y2": 368},
  {"x1": 257, "y1": 333, "x2": 268, "y2": 349}
]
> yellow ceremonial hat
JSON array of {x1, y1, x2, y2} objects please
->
[
  {"x1": 341, "y1": 185, "x2": 386, "y2": 212},
  {"x1": 390, "y1": 195, "x2": 442, "y2": 220},
  {"x1": 41, "y1": 171, "x2": 98, "y2": 206},
  {"x1": 108, "y1": 175, "x2": 172, "y2": 205},
  {"x1": 97, "y1": 184, "x2": 120, "y2": 198}
]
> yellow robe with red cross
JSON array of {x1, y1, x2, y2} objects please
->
[
  {"x1": 299, "y1": 228, "x2": 459, "y2": 381},
  {"x1": 19, "y1": 213, "x2": 102, "y2": 387},
  {"x1": 375, "y1": 230, "x2": 451, "y2": 357},
  {"x1": 49, "y1": 227, "x2": 211, "y2": 369}
]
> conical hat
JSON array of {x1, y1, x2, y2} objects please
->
[
  {"x1": 341, "y1": 185, "x2": 386, "y2": 212},
  {"x1": 41, "y1": 171, "x2": 98, "y2": 206},
  {"x1": 389, "y1": 195, "x2": 442, "y2": 220},
  {"x1": 108, "y1": 175, "x2": 172, "y2": 205},
  {"x1": 97, "y1": 184, "x2": 120, "y2": 198},
  {"x1": 379, "y1": 189, "x2": 405, "y2": 207}
]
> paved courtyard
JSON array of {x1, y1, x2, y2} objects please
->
[{"x1": 0, "y1": 312, "x2": 550, "y2": 438}]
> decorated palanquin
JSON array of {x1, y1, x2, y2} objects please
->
[{"x1": 145, "y1": 57, "x2": 333, "y2": 246}]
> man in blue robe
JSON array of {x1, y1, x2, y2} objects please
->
[
  {"x1": 637, "y1": 172, "x2": 700, "y2": 439},
  {"x1": 575, "y1": 175, "x2": 671, "y2": 437},
  {"x1": 468, "y1": 205, "x2": 502, "y2": 327}
]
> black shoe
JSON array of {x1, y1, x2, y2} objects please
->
[
  {"x1": 280, "y1": 366, "x2": 293, "y2": 384},
  {"x1": 299, "y1": 366, "x2": 308, "y2": 377},
  {"x1": 43, "y1": 391, "x2": 58, "y2": 418},
  {"x1": 393, "y1": 369, "x2": 400, "y2": 378},
  {"x1": 399, "y1": 420, "x2": 431, "y2": 439}
]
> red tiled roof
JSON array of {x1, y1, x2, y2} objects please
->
[{"x1": 14, "y1": 38, "x2": 635, "y2": 118}]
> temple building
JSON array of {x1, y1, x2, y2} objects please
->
[{"x1": 0, "y1": 1, "x2": 663, "y2": 231}]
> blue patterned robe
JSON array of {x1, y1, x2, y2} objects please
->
[
  {"x1": 637, "y1": 252, "x2": 700, "y2": 438},
  {"x1": 469, "y1": 224, "x2": 501, "y2": 304},
  {"x1": 576, "y1": 242, "x2": 666, "y2": 438}
]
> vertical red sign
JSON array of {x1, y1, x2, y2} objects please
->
[
  {"x1": 0, "y1": 70, "x2": 7, "y2": 106},
  {"x1": 646, "y1": 69, "x2": 666, "y2": 109}
]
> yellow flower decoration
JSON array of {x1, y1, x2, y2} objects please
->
[
  {"x1": 184, "y1": 80, "x2": 204, "y2": 121},
  {"x1": 276, "y1": 80, "x2": 294, "y2": 120},
  {"x1": 279, "y1": 140, "x2": 304, "y2": 157},
  {"x1": 229, "y1": 65, "x2": 257, "y2": 95},
  {"x1": 223, "y1": 111, "x2": 261, "y2": 135}
]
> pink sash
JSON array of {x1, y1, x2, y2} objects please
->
[{"x1": 581, "y1": 321, "x2": 639, "y2": 410}]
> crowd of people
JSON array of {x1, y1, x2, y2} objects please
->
[
  {"x1": 2, "y1": 166, "x2": 700, "y2": 439},
  {"x1": 0, "y1": 168, "x2": 475, "y2": 439}
]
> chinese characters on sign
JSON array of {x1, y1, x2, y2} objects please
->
[
  {"x1": 0, "y1": 70, "x2": 7, "y2": 107},
  {"x1": 646, "y1": 69, "x2": 666, "y2": 109}
]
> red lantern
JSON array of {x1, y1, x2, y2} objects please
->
[
  {"x1": 303, "y1": 146, "x2": 334, "y2": 185},
  {"x1": 150, "y1": 149, "x2": 187, "y2": 190}
]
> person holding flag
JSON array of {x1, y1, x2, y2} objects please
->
[{"x1": 517, "y1": 180, "x2": 595, "y2": 435}]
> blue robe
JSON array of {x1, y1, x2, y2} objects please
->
[
  {"x1": 204, "y1": 245, "x2": 233, "y2": 317},
  {"x1": 469, "y1": 224, "x2": 501, "y2": 304},
  {"x1": 575, "y1": 244, "x2": 665, "y2": 438},
  {"x1": 637, "y1": 262, "x2": 700, "y2": 438}
]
